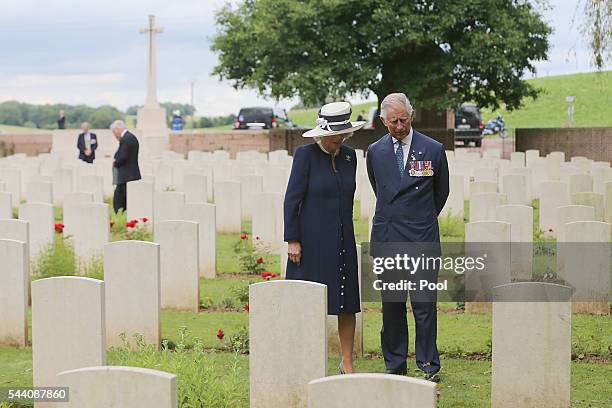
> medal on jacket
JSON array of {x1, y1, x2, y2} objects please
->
[{"x1": 408, "y1": 160, "x2": 434, "y2": 177}]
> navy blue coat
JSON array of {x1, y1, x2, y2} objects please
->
[
  {"x1": 284, "y1": 143, "x2": 361, "y2": 315},
  {"x1": 366, "y1": 131, "x2": 449, "y2": 244},
  {"x1": 77, "y1": 132, "x2": 98, "y2": 163}
]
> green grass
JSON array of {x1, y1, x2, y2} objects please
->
[
  {"x1": 288, "y1": 101, "x2": 376, "y2": 127},
  {"x1": 287, "y1": 71, "x2": 611, "y2": 130},
  {"x1": 481, "y1": 71, "x2": 611, "y2": 129}
]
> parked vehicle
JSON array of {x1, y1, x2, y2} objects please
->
[
  {"x1": 234, "y1": 107, "x2": 295, "y2": 130},
  {"x1": 454, "y1": 103, "x2": 484, "y2": 147}
]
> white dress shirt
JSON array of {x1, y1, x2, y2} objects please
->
[{"x1": 392, "y1": 127, "x2": 413, "y2": 169}]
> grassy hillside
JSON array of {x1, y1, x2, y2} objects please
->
[
  {"x1": 288, "y1": 71, "x2": 611, "y2": 129},
  {"x1": 0, "y1": 124, "x2": 48, "y2": 134}
]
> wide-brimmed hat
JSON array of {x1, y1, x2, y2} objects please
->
[{"x1": 302, "y1": 101, "x2": 366, "y2": 138}]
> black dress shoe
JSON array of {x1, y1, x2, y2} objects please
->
[
  {"x1": 425, "y1": 371, "x2": 441, "y2": 383},
  {"x1": 385, "y1": 365, "x2": 407, "y2": 375}
]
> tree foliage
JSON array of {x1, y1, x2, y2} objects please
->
[
  {"x1": 581, "y1": 0, "x2": 611, "y2": 70},
  {"x1": 212, "y1": 0, "x2": 551, "y2": 111},
  {"x1": 0, "y1": 101, "x2": 123, "y2": 129}
]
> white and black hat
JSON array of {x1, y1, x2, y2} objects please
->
[{"x1": 302, "y1": 101, "x2": 366, "y2": 138}]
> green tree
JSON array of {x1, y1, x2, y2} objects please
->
[
  {"x1": 89, "y1": 105, "x2": 124, "y2": 129},
  {"x1": 212, "y1": 0, "x2": 551, "y2": 111}
]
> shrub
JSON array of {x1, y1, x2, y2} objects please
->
[
  {"x1": 232, "y1": 234, "x2": 269, "y2": 275},
  {"x1": 110, "y1": 210, "x2": 152, "y2": 241},
  {"x1": 231, "y1": 284, "x2": 251, "y2": 303},
  {"x1": 109, "y1": 329, "x2": 246, "y2": 407},
  {"x1": 33, "y1": 235, "x2": 76, "y2": 278}
]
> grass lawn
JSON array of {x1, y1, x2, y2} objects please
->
[
  {"x1": 0, "y1": 125, "x2": 48, "y2": 134},
  {"x1": 287, "y1": 71, "x2": 612, "y2": 131},
  {"x1": 1, "y1": 199, "x2": 610, "y2": 407}
]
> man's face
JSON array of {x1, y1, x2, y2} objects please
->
[
  {"x1": 381, "y1": 104, "x2": 412, "y2": 140},
  {"x1": 81, "y1": 123, "x2": 89, "y2": 133},
  {"x1": 112, "y1": 128, "x2": 121, "y2": 140}
]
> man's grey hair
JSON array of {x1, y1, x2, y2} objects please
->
[
  {"x1": 81, "y1": 121, "x2": 89, "y2": 128},
  {"x1": 109, "y1": 120, "x2": 127, "y2": 132},
  {"x1": 380, "y1": 93, "x2": 414, "y2": 119}
]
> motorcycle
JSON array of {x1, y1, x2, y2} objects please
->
[{"x1": 483, "y1": 114, "x2": 507, "y2": 138}]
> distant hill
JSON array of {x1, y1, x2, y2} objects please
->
[{"x1": 288, "y1": 71, "x2": 611, "y2": 129}]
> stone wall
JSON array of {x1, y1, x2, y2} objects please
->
[
  {"x1": 0, "y1": 134, "x2": 52, "y2": 157},
  {"x1": 168, "y1": 130, "x2": 274, "y2": 158},
  {"x1": 515, "y1": 127, "x2": 612, "y2": 161}
]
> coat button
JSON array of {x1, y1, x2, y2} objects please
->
[
  {"x1": 341, "y1": 285, "x2": 344, "y2": 288},
  {"x1": 341, "y1": 292, "x2": 344, "y2": 296},
  {"x1": 340, "y1": 267, "x2": 343, "y2": 271},
  {"x1": 415, "y1": 186, "x2": 419, "y2": 190},
  {"x1": 342, "y1": 276, "x2": 346, "y2": 280}
]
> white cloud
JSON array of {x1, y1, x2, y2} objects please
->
[{"x1": 0, "y1": 0, "x2": 608, "y2": 116}]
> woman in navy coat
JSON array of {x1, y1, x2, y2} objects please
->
[{"x1": 284, "y1": 101, "x2": 366, "y2": 374}]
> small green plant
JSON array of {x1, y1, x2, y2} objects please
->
[
  {"x1": 231, "y1": 284, "x2": 250, "y2": 303},
  {"x1": 82, "y1": 255, "x2": 104, "y2": 280},
  {"x1": 110, "y1": 210, "x2": 152, "y2": 241},
  {"x1": 219, "y1": 297, "x2": 235, "y2": 310},
  {"x1": 232, "y1": 233, "x2": 269, "y2": 275},
  {"x1": 439, "y1": 213, "x2": 464, "y2": 239},
  {"x1": 33, "y1": 234, "x2": 76, "y2": 278},
  {"x1": 110, "y1": 328, "x2": 246, "y2": 407},
  {"x1": 163, "y1": 186, "x2": 176, "y2": 192},
  {"x1": 227, "y1": 326, "x2": 249, "y2": 354}
]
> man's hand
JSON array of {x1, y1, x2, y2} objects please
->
[
  {"x1": 84, "y1": 149, "x2": 91, "y2": 156},
  {"x1": 288, "y1": 241, "x2": 302, "y2": 265}
]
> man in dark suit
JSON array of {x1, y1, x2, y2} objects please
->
[
  {"x1": 366, "y1": 93, "x2": 449, "y2": 381},
  {"x1": 110, "y1": 120, "x2": 141, "y2": 213},
  {"x1": 77, "y1": 122, "x2": 98, "y2": 163}
]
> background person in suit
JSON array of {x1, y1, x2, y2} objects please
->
[
  {"x1": 57, "y1": 110, "x2": 66, "y2": 129},
  {"x1": 110, "y1": 120, "x2": 141, "y2": 213},
  {"x1": 77, "y1": 122, "x2": 98, "y2": 163},
  {"x1": 366, "y1": 93, "x2": 449, "y2": 381},
  {"x1": 284, "y1": 101, "x2": 366, "y2": 374}
]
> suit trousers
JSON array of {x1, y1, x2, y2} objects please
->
[
  {"x1": 113, "y1": 183, "x2": 127, "y2": 213},
  {"x1": 380, "y1": 265, "x2": 440, "y2": 374}
]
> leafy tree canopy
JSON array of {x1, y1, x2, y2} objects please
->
[{"x1": 212, "y1": 0, "x2": 551, "y2": 111}]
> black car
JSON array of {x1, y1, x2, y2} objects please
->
[
  {"x1": 234, "y1": 107, "x2": 295, "y2": 130},
  {"x1": 455, "y1": 103, "x2": 484, "y2": 147}
]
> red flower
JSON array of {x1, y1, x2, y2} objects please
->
[
  {"x1": 110, "y1": 220, "x2": 115, "y2": 228},
  {"x1": 141, "y1": 217, "x2": 148, "y2": 223},
  {"x1": 256, "y1": 257, "x2": 264, "y2": 264},
  {"x1": 125, "y1": 220, "x2": 137, "y2": 228},
  {"x1": 54, "y1": 223, "x2": 64, "y2": 233},
  {"x1": 261, "y1": 271, "x2": 277, "y2": 280},
  {"x1": 271, "y1": 273, "x2": 277, "y2": 278},
  {"x1": 244, "y1": 303, "x2": 250, "y2": 312},
  {"x1": 240, "y1": 233, "x2": 248, "y2": 240},
  {"x1": 130, "y1": 219, "x2": 139, "y2": 224},
  {"x1": 216, "y1": 329, "x2": 224, "y2": 340}
]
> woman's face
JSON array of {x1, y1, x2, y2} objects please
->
[{"x1": 320, "y1": 133, "x2": 345, "y2": 153}]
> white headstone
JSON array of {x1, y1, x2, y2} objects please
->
[
  {"x1": 0, "y1": 239, "x2": 28, "y2": 347},
  {"x1": 127, "y1": 180, "x2": 154, "y2": 226},
  {"x1": 495, "y1": 205, "x2": 533, "y2": 280},
  {"x1": 214, "y1": 181, "x2": 241, "y2": 233},
  {"x1": 32, "y1": 277, "x2": 106, "y2": 402},
  {"x1": 538, "y1": 181, "x2": 570, "y2": 234},
  {"x1": 571, "y1": 192, "x2": 605, "y2": 221},
  {"x1": 155, "y1": 221, "x2": 199, "y2": 311},
  {"x1": 500, "y1": 174, "x2": 529, "y2": 206},
  {"x1": 569, "y1": 173, "x2": 593, "y2": 194},
  {"x1": 492, "y1": 282, "x2": 572, "y2": 408},
  {"x1": 440, "y1": 174, "x2": 465, "y2": 219},
  {"x1": 72, "y1": 203, "x2": 109, "y2": 270},
  {"x1": 104, "y1": 241, "x2": 161, "y2": 349},
  {"x1": 26, "y1": 181, "x2": 53, "y2": 204},
  {"x1": 470, "y1": 181, "x2": 497, "y2": 195},
  {"x1": 252, "y1": 192, "x2": 284, "y2": 249},
  {"x1": 555, "y1": 205, "x2": 596, "y2": 241},
  {"x1": 57, "y1": 366, "x2": 177, "y2": 408},
  {"x1": 182, "y1": 203, "x2": 216, "y2": 278},
  {"x1": 52, "y1": 168, "x2": 74, "y2": 205},
  {"x1": 154, "y1": 191, "x2": 186, "y2": 223},
  {"x1": 239, "y1": 174, "x2": 263, "y2": 219},
  {"x1": 250, "y1": 280, "x2": 327, "y2": 408},
  {"x1": 0, "y1": 219, "x2": 29, "y2": 245},
  {"x1": 308, "y1": 374, "x2": 437, "y2": 408},
  {"x1": 469, "y1": 192, "x2": 507, "y2": 222},
  {"x1": 525, "y1": 150, "x2": 540, "y2": 167},
  {"x1": 62, "y1": 192, "x2": 94, "y2": 237},
  {"x1": 18, "y1": 203, "x2": 53, "y2": 260},
  {"x1": 78, "y1": 175, "x2": 104, "y2": 203},
  {"x1": 184, "y1": 173, "x2": 208, "y2": 204},
  {"x1": 0, "y1": 191, "x2": 12, "y2": 219},
  {"x1": 606, "y1": 181, "x2": 612, "y2": 223},
  {"x1": 1, "y1": 168, "x2": 21, "y2": 206}
]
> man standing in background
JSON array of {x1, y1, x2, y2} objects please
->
[
  {"x1": 57, "y1": 110, "x2": 66, "y2": 129},
  {"x1": 110, "y1": 120, "x2": 141, "y2": 213},
  {"x1": 77, "y1": 122, "x2": 98, "y2": 163}
]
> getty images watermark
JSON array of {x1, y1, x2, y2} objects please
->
[{"x1": 370, "y1": 252, "x2": 487, "y2": 291}]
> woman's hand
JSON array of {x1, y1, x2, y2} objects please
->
[{"x1": 288, "y1": 241, "x2": 302, "y2": 265}]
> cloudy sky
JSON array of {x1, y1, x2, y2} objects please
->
[{"x1": 0, "y1": 0, "x2": 606, "y2": 116}]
